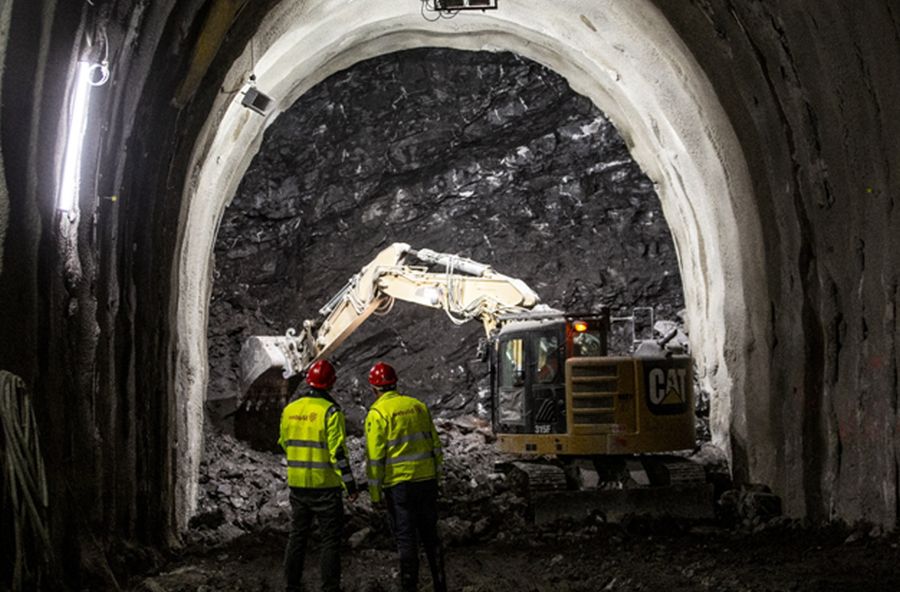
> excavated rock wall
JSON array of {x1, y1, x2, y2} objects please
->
[
  {"x1": 653, "y1": 1, "x2": 900, "y2": 525},
  {"x1": 208, "y1": 48, "x2": 685, "y2": 439}
]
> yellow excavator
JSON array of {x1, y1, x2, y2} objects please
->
[{"x1": 240, "y1": 243, "x2": 710, "y2": 521}]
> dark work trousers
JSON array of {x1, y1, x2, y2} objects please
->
[
  {"x1": 384, "y1": 479, "x2": 447, "y2": 592},
  {"x1": 285, "y1": 487, "x2": 344, "y2": 592}
]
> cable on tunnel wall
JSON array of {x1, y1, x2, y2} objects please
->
[{"x1": 1, "y1": 370, "x2": 52, "y2": 591}]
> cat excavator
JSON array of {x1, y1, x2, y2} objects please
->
[{"x1": 240, "y1": 242, "x2": 712, "y2": 522}]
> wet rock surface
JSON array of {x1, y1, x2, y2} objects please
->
[{"x1": 207, "y1": 48, "x2": 684, "y2": 437}]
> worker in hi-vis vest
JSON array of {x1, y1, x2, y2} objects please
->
[
  {"x1": 365, "y1": 362, "x2": 447, "y2": 592},
  {"x1": 279, "y1": 359, "x2": 358, "y2": 592}
]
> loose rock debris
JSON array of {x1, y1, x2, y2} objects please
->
[
  {"x1": 135, "y1": 419, "x2": 900, "y2": 591},
  {"x1": 190, "y1": 416, "x2": 519, "y2": 548}
]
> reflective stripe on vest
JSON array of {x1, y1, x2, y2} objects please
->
[
  {"x1": 387, "y1": 431, "x2": 432, "y2": 447},
  {"x1": 284, "y1": 439, "x2": 328, "y2": 449}
]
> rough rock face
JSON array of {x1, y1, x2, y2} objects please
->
[{"x1": 208, "y1": 49, "x2": 684, "y2": 437}]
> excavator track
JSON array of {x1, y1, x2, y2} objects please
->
[
  {"x1": 505, "y1": 461, "x2": 569, "y2": 492},
  {"x1": 501, "y1": 456, "x2": 715, "y2": 525}
]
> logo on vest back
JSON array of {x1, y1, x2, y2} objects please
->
[
  {"x1": 391, "y1": 407, "x2": 422, "y2": 419},
  {"x1": 289, "y1": 411, "x2": 319, "y2": 422}
]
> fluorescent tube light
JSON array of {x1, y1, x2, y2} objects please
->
[{"x1": 58, "y1": 61, "x2": 93, "y2": 212}]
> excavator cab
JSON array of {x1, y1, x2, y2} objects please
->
[
  {"x1": 492, "y1": 311, "x2": 609, "y2": 437},
  {"x1": 491, "y1": 309, "x2": 696, "y2": 457}
]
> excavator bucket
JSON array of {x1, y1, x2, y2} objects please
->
[{"x1": 239, "y1": 336, "x2": 295, "y2": 404}]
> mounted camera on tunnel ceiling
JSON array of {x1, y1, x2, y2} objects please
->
[{"x1": 428, "y1": 0, "x2": 498, "y2": 12}]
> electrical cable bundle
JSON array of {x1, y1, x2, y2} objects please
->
[{"x1": 1, "y1": 371, "x2": 51, "y2": 591}]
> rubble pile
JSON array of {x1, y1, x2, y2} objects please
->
[
  {"x1": 191, "y1": 413, "x2": 738, "y2": 555},
  {"x1": 190, "y1": 416, "x2": 532, "y2": 548},
  {"x1": 190, "y1": 431, "x2": 291, "y2": 544}
]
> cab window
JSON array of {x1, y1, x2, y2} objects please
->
[
  {"x1": 498, "y1": 338, "x2": 525, "y2": 424},
  {"x1": 499, "y1": 338, "x2": 525, "y2": 387},
  {"x1": 573, "y1": 330, "x2": 604, "y2": 357},
  {"x1": 533, "y1": 333, "x2": 560, "y2": 383}
]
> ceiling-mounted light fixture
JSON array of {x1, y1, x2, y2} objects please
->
[
  {"x1": 241, "y1": 77, "x2": 273, "y2": 116},
  {"x1": 57, "y1": 61, "x2": 95, "y2": 212},
  {"x1": 432, "y1": 0, "x2": 498, "y2": 12},
  {"x1": 420, "y1": 0, "x2": 498, "y2": 20}
]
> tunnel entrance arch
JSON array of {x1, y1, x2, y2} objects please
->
[
  {"x1": 173, "y1": 0, "x2": 767, "y2": 529},
  {"x1": 208, "y1": 45, "x2": 693, "y2": 451}
]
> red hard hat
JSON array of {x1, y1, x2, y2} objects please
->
[
  {"x1": 306, "y1": 359, "x2": 336, "y2": 390},
  {"x1": 368, "y1": 362, "x2": 398, "y2": 387}
]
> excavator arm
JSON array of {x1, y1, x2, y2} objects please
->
[{"x1": 238, "y1": 243, "x2": 543, "y2": 404}]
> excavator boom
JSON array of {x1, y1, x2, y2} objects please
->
[{"x1": 238, "y1": 243, "x2": 544, "y2": 404}]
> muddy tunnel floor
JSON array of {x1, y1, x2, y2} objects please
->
[
  {"x1": 132, "y1": 526, "x2": 900, "y2": 592},
  {"x1": 126, "y1": 421, "x2": 900, "y2": 592}
]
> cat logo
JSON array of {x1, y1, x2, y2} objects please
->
[
  {"x1": 309, "y1": 412, "x2": 318, "y2": 422},
  {"x1": 645, "y1": 364, "x2": 689, "y2": 415}
]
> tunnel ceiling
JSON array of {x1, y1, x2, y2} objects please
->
[{"x1": 209, "y1": 47, "x2": 686, "y2": 440}]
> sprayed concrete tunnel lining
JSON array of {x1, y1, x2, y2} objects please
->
[{"x1": 174, "y1": 0, "x2": 767, "y2": 530}]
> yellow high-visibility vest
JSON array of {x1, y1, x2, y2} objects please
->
[
  {"x1": 279, "y1": 393, "x2": 356, "y2": 491},
  {"x1": 365, "y1": 391, "x2": 443, "y2": 502}
]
